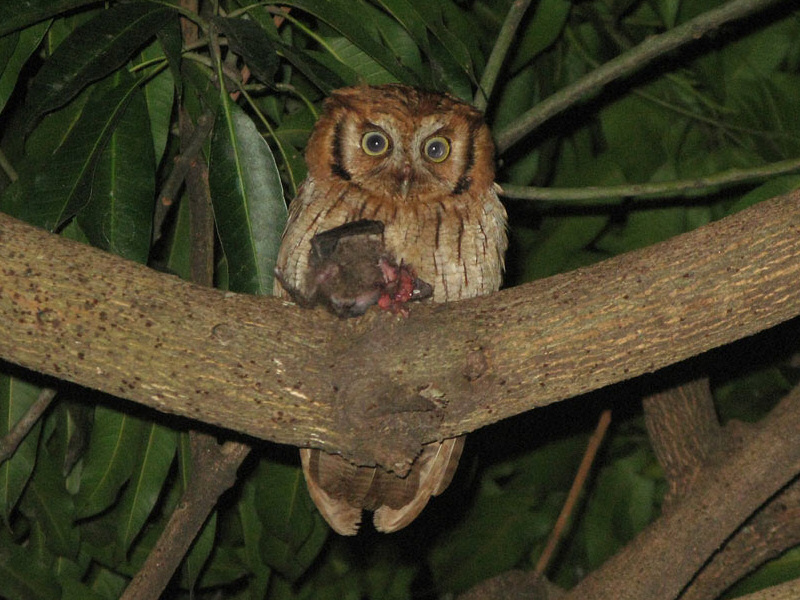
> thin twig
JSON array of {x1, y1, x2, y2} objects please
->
[
  {"x1": 0, "y1": 148, "x2": 18, "y2": 183},
  {"x1": 494, "y1": 0, "x2": 787, "y2": 153},
  {"x1": 500, "y1": 155, "x2": 800, "y2": 202},
  {"x1": 152, "y1": 111, "x2": 215, "y2": 244},
  {"x1": 534, "y1": 409, "x2": 612, "y2": 576},
  {"x1": 475, "y1": 0, "x2": 534, "y2": 111},
  {"x1": 120, "y1": 438, "x2": 250, "y2": 600},
  {"x1": 0, "y1": 388, "x2": 57, "y2": 464}
]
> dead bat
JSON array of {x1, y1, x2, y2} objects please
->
[{"x1": 276, "y1": 219, "x2": 433, "y2": 317}]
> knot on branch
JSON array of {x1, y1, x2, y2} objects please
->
[
  {"x1": 335, "y1": 377, "x2": 446, "y2": 476},
  {"x1": 463, "y1": 347, "x2": 490, "y2": 381}
]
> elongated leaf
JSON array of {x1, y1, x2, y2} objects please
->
[
  {"x1": 208, "y1": 96, "x2": 287, "y2": 295},
  {"x1": 255, "y1": 460, "x2": 328, "y2": 581},
  {"x1": 237, "y1": 476, "x2": 271, "y2": 598},
  {"x1": 377, "y1": 0, "x2": 474, "y2": 84},
  {"x1": 78, "y1": 69, "x2": 155, "y2": 263},
  {"x1": 60, "y1": 580, "x2": 109, "y2": 600},
  {"x1": 0, "y1": 21, "x2": 50, "y2": 115},
  {"x1": 509, "y1": 0, "x2": 572, "y2": 71},
  {"x1": 26, "y1": 2, "x2": 176, "y2": 123},
  {"x1": 1, "y1": 71, "x2": 143, "y2": 231},
  {"x1": 134, "y1": 40, "x2": 175, "y2": 168},
  {"x1": 213, "y1": 16, "x2": 280, "y2": 86},
  {"x1": 0, "y1": 0, "x2": 94, "y2": 37},
  {"x1": 20, "y1": 445, "x2": 80, "y2": 558},
  {"x1": 117, "y1": 423, "x2": 177, "y2": 553},
  {"x1": 280, "y1": 0, "x2": 421, "y2": 85},
  {"x1": 276, "y1": 42, "x2": 347, "y2": 94},
  {"x1": 0, "y1": 376, "x2": 43, "y2": 522},
  {"x1": 75, "y1": 405, "x2": 146, "y2": 518},
  {"x1": 194, "y1": 546, "x2": 250, "y2": 589},
  {"x1": 0, "y1": 542, "x2": 61, "y2": 600},
  {"x1": 311, "y1": 37, "x2": 395, "y2": 85},
  {"x1": 157, "y1": 17, "x2": 183, "y2": 90},
  {"x1": 373, "y1": 9, "x2": 423, "y2": 77}
]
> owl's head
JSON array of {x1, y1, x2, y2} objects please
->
[{"x1": 305, "y1": 84, "x2": 495, "y2": 201}]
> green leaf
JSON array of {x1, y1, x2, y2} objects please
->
[
  {"x1": 195, "y1": 546, "x2": 250, "y2": 589},
  {"x1": 208, "y1": 96, "x2": 287, "y2": 295},
  {"x1": 77, "y1": 69, "x2": 156, "y2": 262},
  {"x1": 117, "y1": 423, "x2": 177, "y2": 553},
  {"x1": 1, "y1": 71, "x2": 146, "y2": 231},
  {"x1": 0, "y1": 0, "x2": 94, "y2": 37},
  {"x1": 25, "y1": 2, "x2": 177, "y2": 123},
  {"x1": 372, "y1": 9, "x2": 423, "y2": 78},
  {"x1": 431, "y1": 491, "x2": 556, "y2": 592},
  {"x1": 376, "y1": 0, "x2": 475, "y2": 96},
  {"x1": 583, "y1": 448, "x2": 658, "y2": 568},
  {"x1": 237, "y1": 475, "x2": 272, "y2": 598},
  {"x1": 255, "y1": 460, "x2": 328, "y2": 581},
  {"x1": 0, "y1": 21, "x2": 50, "y2": 115},
  {"x1": 429, "y1": 436, "x2": 585, "y2": 593},
  {"x1": 59, "y1": 580, "x2": 109, "y2": 600},
  {"x1": 517, "y1": 215, "x2": 608, "y2": 281},
  {"x1": 156, "y1": 17, "x2": 183, "y2": 91},
  {"x1": 727, "y1": 175, "x2": 800, "y2": 215},
  {"x1": 20, "y1": 445, "x2": 80, "y2": 558},
  {"x1": 277, "y1": 42, "x2": 348, "y2": 93},
  {"x1": 595, "y1": 206, "x2": 711, "y2": 256},
  {"x1": 75, "y1": 405, "x2": 146, "y2": 519},
  {"x1": 509, "y1": 0, "x2": 571, "y2": 71},
  {"x1": 310, "y1": 38, "x2": 395, "y2": 85},
  {"x1": 0, "y1": 542, "x2": 61, "y2": 600},
  {"x1": 280, "y1": 0, "x2": 421, "y2": 85},
  {"x1": 0, "y1": 376, "x2": 43, "y2": 522},
  {"x1": 134, "y1": 40, "x2": 176, "y2": 168},
  {"x1": 213, "y1": 16, "x2": 280, "y2": 86}
]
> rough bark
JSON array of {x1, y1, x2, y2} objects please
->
[
  {"x1": 565, "y1": 388, "x2": 800, "y2": 600},
  {"x1": 643, "y1": 376, "x2": 722, "y2": 506},
  {"x1": 0, "y1": 191, "x2": 799, "y2": 470}
]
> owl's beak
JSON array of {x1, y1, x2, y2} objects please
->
[{"x1": 398, "y1": 163, "x2": 413, "y2": 198}]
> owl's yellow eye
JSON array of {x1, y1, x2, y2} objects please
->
[
  {"x1": 361, "y1": 131, "x2": 390, "y2": 156},
  {"x1": 423, "y1": 136, "x2": 450, "y2": 162}
]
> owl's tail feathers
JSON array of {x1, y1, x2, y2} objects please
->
[
  {"x1": 301, "y1": 436, "x2": 464, "y2": 535},
  {"x1": 299, "y1": 448, "x2": 363, "y2": 535},
  {"x1": 373, "y1": 436, "x2": 464, "y2": 533}
]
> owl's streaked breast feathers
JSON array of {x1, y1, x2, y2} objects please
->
[{"x1": 275, "y1": 84, "x2": 508, "y2": 534}]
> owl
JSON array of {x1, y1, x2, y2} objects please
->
[{"x1": 274, "y1": 84, "x2": 508, "y2": 535}]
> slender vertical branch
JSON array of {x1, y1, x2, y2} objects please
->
[
  {"x1": 475, "y1": 0, "x2": 534, "y2": 111},
  {"x1": 535, "y1": 409, "x2": 612, "y2": 576}
]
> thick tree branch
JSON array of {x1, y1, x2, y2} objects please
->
[
  {"x1": 681, "y1": 479, "x2": 800, "y2": 600},
  {"x1": 564, "y1": 387, "x2": 800, "y2": 600},
  {"x1": 1, "y1": 191, "x2": 799, "y2": 469},
  {"x1": 643, "y1": 377, "x2": 722, "y2": 506}
]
